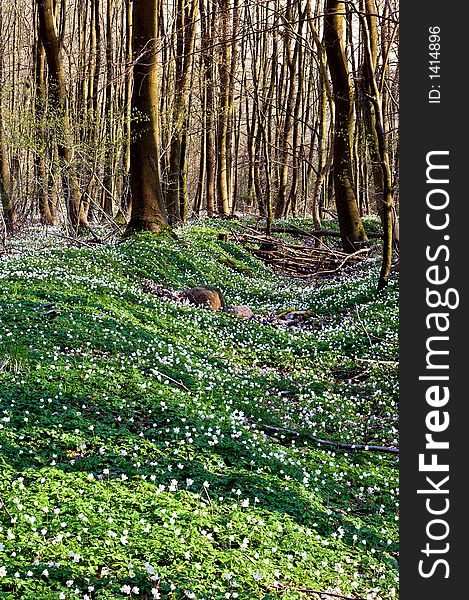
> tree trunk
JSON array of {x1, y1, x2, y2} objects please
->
[
  {"x1": 0, "y1": 131, "x2": 16, "y2": 234},
  {"x1": 127, "y1": 0, "x2": 168, "y2": 233},
  {"x1": 35, "y1": 35, "x2": 57, "y2": 225},
  {"x1": 166, "y1": 0, "x2": 197, "y2": 224},
  {"x1": 121, "y1": 0, "x2": 133, "y2": 218},
  {"x1": 0, "y1": 8, "x2": 17, "y2": 233},
  {"x1": 323, "y1": 0, "x2": 367, "y2": 252},
  {"x1": 216, "y1": 0, "x2": 232, "y2": 216},
  {"x1": 359, "y1": 1, "x2": 394, "y2": 290},
  {"x1": 103, "y1": 0, "x2": 116, "y2": 217},
  {"x1": 275, "y1": 0, "x2": 298, "y2": 219},
  {"x1": 200, "y1": 0, "x2": 216, "y2": 216},
  {"x1": 37, "y1": 0, "x2": 88, "y2": 232}
]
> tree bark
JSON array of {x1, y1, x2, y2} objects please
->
[
  {"x1": 323, "y1": 0, "x2": 367, "y2": 252},
  {"x1": 35, "y1": 35, "x2": 58, "y2": 226},
  {"x1": 166, "y1": 0, "x2": 197, "y2": 224},
  {"x1": 359, "y1": 2, "x2": 394, "y2": 290},
  {"x1": 126, "y1": 0, "x2": 168, "y2": 233},
  {"x1": 215, "y1": 0, "x2": 232, "y2": 216},
  {"x1": 0, "y1": 8, "x2": 18, "y2": 233},
  {"x1": 37, "y1": 0, "x2": 89, "y2": 232}
]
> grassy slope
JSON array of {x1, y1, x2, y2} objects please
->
[{"x1": 0, "y1": 219, "x2": 398, "y2": 600}]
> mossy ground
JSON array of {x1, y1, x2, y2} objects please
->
[{"x1": 0, "y1": 218, "x2": 398, "y2": 599}]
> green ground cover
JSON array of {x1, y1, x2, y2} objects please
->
[{"x1": 0, "y1": 219, "x2": 398, "y2": 599}]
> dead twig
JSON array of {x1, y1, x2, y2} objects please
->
[
  {"x1": 151, "y1": 369, "x2": 190, "y2": 393},
  {"x1": 354, "y1": 305, "x2": 374, "y2": 350},
  {"x1": 0, "y1": 496, "x2": 13, "y2": 520}
]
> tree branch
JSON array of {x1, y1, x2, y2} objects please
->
[{"x1": 248, "y1": 420, "x2": 399, "y2": 455}]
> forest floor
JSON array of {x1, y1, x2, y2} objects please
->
[{"x1": 0, "y1": 218, "x2": 399, "y2": 600}]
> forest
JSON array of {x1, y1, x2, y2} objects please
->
[{"x1": 0, "y1": 1, "x2": 399, "y2": 599}]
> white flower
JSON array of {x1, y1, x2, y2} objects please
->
[
  {"x1": 0, "y1": 566, "x2": 7, "y2": 577},
  {"x1": 131, "y1": 587, "x2": 140, "y2": 595},
  {"x1": 121, "y1": 585, "x2": 131, "y2": 595},
  {"x1": 334, "y1": 563, "x2": 344, "y2": 574}
]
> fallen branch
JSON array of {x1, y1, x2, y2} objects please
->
[
  {"x1": 248, "y1": 420, "x2": 399, "y2": 455},
  {"x1": 310, "y1": 248, "x2": 370, "y2": 279},
  {"x1": 273, "y1": 584, "x2": 367, "y2": 600},
  {"x1": 353, "y1": 357, "x2": 398, "y2": 366},
  {"x1": 271, "y1": 225, "x2": 383, "y2": 240},
  {"x1": 233, "y1": 228, "x2": 368, "y2": 278},
  {"x1": 47, "y1": 233, "x2": 95, "y2": 248}
]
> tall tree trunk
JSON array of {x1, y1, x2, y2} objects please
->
[
  {"x1": 0, "y1": 8, "x2": 17, "y2": 233},
  {"x1": 103, "y1": 0, "x2": 115, "y2": 217},
  {"x1": 121, "y1": 0, "x2": 133, "y2": 217},
  {"x1": 127, "y1": 0, "x2": 168, "y2": 233},
  {"x1": 275, "y1": 0, "x2": 298, "y2": 219},
  {"x1": 200, "y1": 0, "x2": 215, "y2": 216},
  {"x1": 359, "y1": 2, "x2": 394, "y2": 290},
  {"x1": 194, "y1": 27, "x2": 207, "y2": 216},
  {"x1": 216, "y1": 0, "x2": 232, "y2": 216},
  {"x1": 35, "y1": 34, "x2": 57, "y2": 225},
  {"x1": 0, "y1": 125, "x2": 16, "y2": 234},
  {"x1": 166, "y1": 0, "x2": 197, "y2": 224},
  {"x1": 306, "y1": 0, "x2": 334, "y2": 231},
  {"x1": 323, "y1": 0, "x2": 367, "y2": 252},
  {"x1": 37, "y1": 0, "x2": 89, "y2": 232}
]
